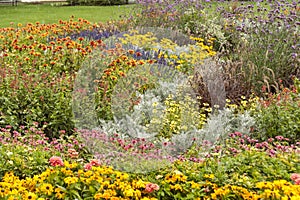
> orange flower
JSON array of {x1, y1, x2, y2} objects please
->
[
  {"x1": 128, "y1": 49, "x2": 134, "y2": 54},
  {"x1": 111, "y1": 76, "x2": 117, "y2": 81},
  {"x1": 138, "y1": 60, "x2": 145, "y2": 65},
  {"x1": 119, "y1": 71, "x2": 126, "y2": 77},
  {"x1": 121, "y1": 55, "x2": 128, "y2": 61}
]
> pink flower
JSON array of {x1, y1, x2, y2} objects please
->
[
  {"x1": 49, "y1": 156, "x2": 64, "y2": 167},
  {"x1": 291, "y1": 173, "x2": 300, "y2": 185},
  {"x1": 68, "y1": 148, "x2": 79, "y2": 159},
  {"x1": 90, "y1": 159, "x2": 101, "y2": 167},
  {"x1": 145, "y1": 183, "x2": 160, "y2": 193},
  {"x1": 84, "y1": 163, "x2": 93, "y2": 170},
  {"x1": 275, "y1": 135, "x2": 284, "y2": 141},
  {"x1": 84, "y1": 159, "x2": 101, "y2": 170}
]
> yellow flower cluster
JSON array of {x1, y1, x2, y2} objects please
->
[
  {"x1": 119, "y1": 30, "x2": 158, "y2": 50},
  {"x1": 154, "y1": 94, "x2": 207, "y2": 138},
  {"x1": 0, "y1": 163, "x2": 158, "y2": 200},
  {"x1": 256, "y1": 180, "x2": 300, "y2": 199},
  {"x1": 226, "y1": 95, "x2": 259, "y2": 112},
  {"x1": 165, "y1": 170, "x2": 188, "y2": 183},
  {"x1": 118, "y1": 30, "x2": 216, "y2": 74},
  {"x1": 209, "y1": 180, "x2": 300, "y2": 200},
  {"x1": 163, "y1": 170, "x2": 195, "y2": 193}
]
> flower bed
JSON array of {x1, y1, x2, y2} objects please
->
[{"x1": 0, "y1": 0, "x2": 299, "y2": 199}]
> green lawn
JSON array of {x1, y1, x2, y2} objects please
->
[{"x1": 0, "y1": 3, "x2": 135, "y2": 27}]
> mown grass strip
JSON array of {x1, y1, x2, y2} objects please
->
[{"x1": 0, "y1": 4, "x2": 134, "y2": 27}]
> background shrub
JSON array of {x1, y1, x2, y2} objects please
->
[{"x1": 68, "y1": 0, "x2": 128, "y2": 6}]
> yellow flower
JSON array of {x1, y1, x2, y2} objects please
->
[
  {"x1": 211, "y1": 187, "x2": 230, "y2": 199},
  {"x1": 8, "y1": 196, "x2": 19, "y2": 200},
  {"x1": 84, "y1": 170, "x2": 93, "y2": 177},
  {"x1": 55, "y1": 188, "x2": 65, "y2": 199},
  {"x1": 94, "y1": 193, "x2": 102, "y2": 200},
  {"x1": 291, "y1": 196, "x2": 300, "y2": 200},
  {"x1": 204, "y1": 174, "x2": 215, "y2": 179},
  {"x1": 190, "y1": 181, "x2": 200, "y2": 189},
  {"x1": 211, "y1": 193, "x2": 217, "y2": 200},
  {"x1": 0, "y1": 187, "x2": 9, "y2": 197},
  {"x1": 282, "y1": 196, "x2": 289, "y2": 200},
  {"x1": 3, "y1": 172, "x2": 18, "y2": 183},
  {"x1": 64, "y1": 176, "x2": 78, "y2": 185},
  {"x1": 64, "y1": 161, "x2": 78, "y2": 169},
  {"x1": 23, "y1": 192, "x2": 37, "y2": 200},
  {"x1": 78, "y1": 169, "x2": 84, "y2": 176},
  {"x1": 256, "y1": 181, "x2": 272, "y2": 189},
  {"x1": 190, "y1": 36, "x2": 204, "y2": 42},
  {"x1": 262, "y1": 189, "x2": 273, "y2": 198},
  {"x1": 123, "y1": 188, "x2": 135, "y2": 197},
  {"x1": 61, "y1": 167, "x2": 73, "y2": 176},
  {"x1": 39, "y1": 183, "x2": 53, "y2": 196},
  {"x1": 133, "y1": 179, "x2": 147, "y2": 188},
  {"x1": 273, "y1": 189, "x2": 281, "y2": 199},
  {"x1": 170, "y1": 55, "x2": 178, "y2": 59}
]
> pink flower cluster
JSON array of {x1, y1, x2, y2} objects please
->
[
  {"x1": 145, "y1": 183, "x2": 160, "y2": 193},
  {"x1": 49, "y1": 156, "x2": 64, "y2": 167},
  {"x1": 291, "y1": 173, "x2": 300, "y2": 185},
  {"x1": 84, "y1": 159, "x2": 101, "y2": 170}
]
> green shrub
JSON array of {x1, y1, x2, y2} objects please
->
[
  {"x1": 0, "y1": 143, "x2": 50, "y2": 180},
  {"x1": 0, "y1": 67, "x2": 75, "y2": 139}
]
